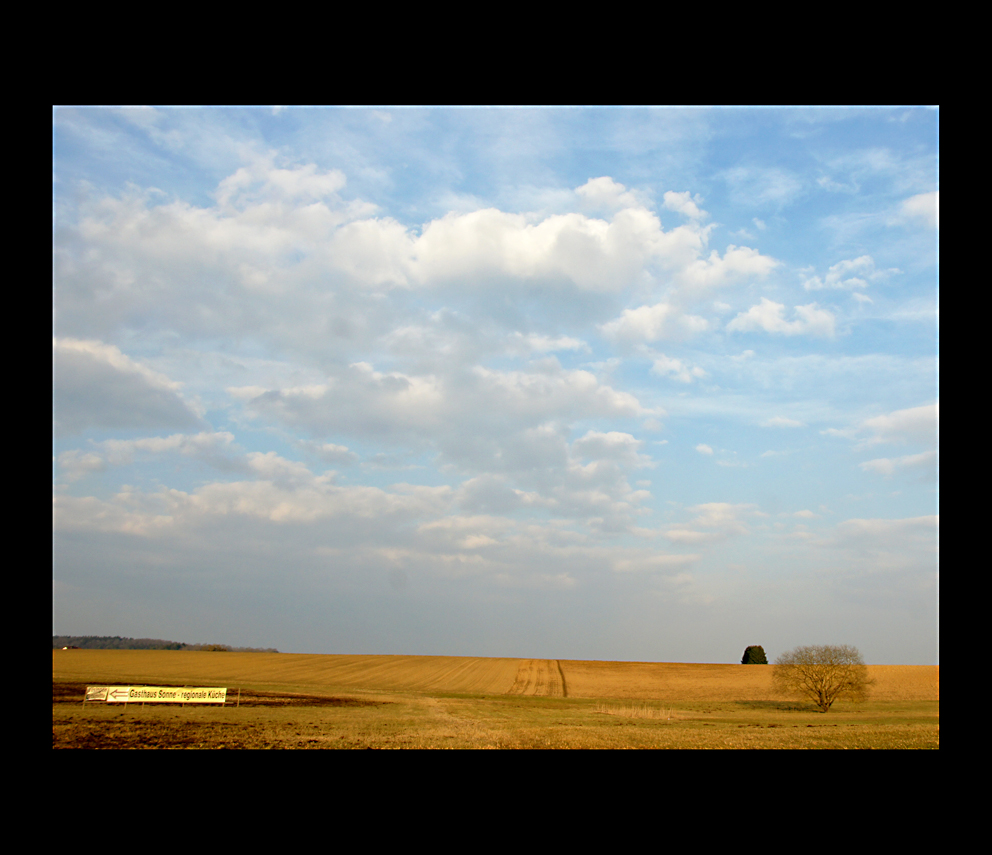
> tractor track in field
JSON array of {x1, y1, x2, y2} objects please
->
[{"x1": 507, "y1": 659, "x2": 567, "y2": 697}]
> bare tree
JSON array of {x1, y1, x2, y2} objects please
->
[{"x1": 772, "y1": 644, "x2": 871, "y2": 712}]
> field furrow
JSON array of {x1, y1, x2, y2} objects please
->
[{"x1": 507, "y1": 659, "x2": 565, "y2": 697}]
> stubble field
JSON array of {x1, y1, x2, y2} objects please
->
[{"x1": 52, "y1": 650, "x2": 938, "y2": 749}]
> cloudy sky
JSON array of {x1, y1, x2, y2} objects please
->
[{"x1": 53, "y1": 106, "x2": 938, "y2": 665}]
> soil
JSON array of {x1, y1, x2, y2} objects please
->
[{"x1": 52, "y1": 681, "x2": 388, "y2": 749}]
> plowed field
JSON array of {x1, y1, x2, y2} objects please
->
[
  {"x1": 52, "y1": 650, "x2": 523, "y2": 695},
  {"x1": 53, "y1": 650, "x2": 938, "y2": 748}
]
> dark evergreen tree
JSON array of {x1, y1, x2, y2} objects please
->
[{"x1": 741, "y1": 645, "x2": 768, "y2": 664}]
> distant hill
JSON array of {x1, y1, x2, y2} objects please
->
[{"x1": 53, "y1": 635, "x2": 278, "y2": 652}]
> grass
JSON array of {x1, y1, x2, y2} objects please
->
[
  {"x1": 52, "y1": 650, "x2": 938, "y2": 749},
  {"x1": 594, "y1": 702, "x2": 680, "y2": 720}
]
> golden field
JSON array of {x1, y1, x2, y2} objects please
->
[{"x1": 52, "y1": 650, "x2": 938, "y2": 749}]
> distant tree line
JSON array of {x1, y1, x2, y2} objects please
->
[{"x1": 53, "y1": 635, "x2": 278, "y2": 653}]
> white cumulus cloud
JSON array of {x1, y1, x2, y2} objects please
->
[
  {"x1": 802, "y1": 255, "x2": 900, "y2": 291},
  {"x1": 599, "y1": 302, "x2": 709, "y2": 343},
  {"x1": 650, "y1": 353, "x2": 707, "y2": 383},
  {"x1": 727, "y1": 298, "x2": 835, "y2": 337},
  {"x1": 663, "y1": 190, "x2": 706, "y2": 220},
  {"x1": 901, "y1": 191, "x2": 938, "y2": 229}
]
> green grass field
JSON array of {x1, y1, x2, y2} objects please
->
[{"x1": 52, "y1": 650, "x2": 938, "y2": 749}]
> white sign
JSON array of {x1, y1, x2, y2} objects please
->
[{"x1": 86, "y1": 686, "x2": 227, "y2": 704}]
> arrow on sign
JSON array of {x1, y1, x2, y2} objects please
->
[{"x1": 108, "y1": 688, "x2": 131, "y2": 700}]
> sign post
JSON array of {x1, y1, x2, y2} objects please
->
[{"x1": 85, "y1": 686, "x2": 228, "y2": 705}]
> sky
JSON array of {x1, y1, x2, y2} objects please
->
[{"x1": 52, "y1": 106, "x2": 938, "y2": 665}]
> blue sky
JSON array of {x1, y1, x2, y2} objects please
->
[{"x1": 53, "y1": 106, "x2": 938, "y2": 664}]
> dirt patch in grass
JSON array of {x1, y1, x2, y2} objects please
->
[
  {"x1": 53, "y1": 681, "x2": 393, "y2": 748},
  {"x1": 214, "y1": 689, "x2": 382, "y2": 708}
]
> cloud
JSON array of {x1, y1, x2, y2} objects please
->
[
  {"x1": 575, "y1": 176, "x2": 645, "y2": 211},
  {"x1": 215, "y1": 154, "x2": 348, "y2": 207},
  {"x1": 326, "y1": 217, "x2": 417, "y2": 288},
  {"x1": 612, "y1": 553, "x2": 700, "y2": 573},
  {"x1": 665, "y1": 502, "x2": 762, "y2": 543},
  {"x1": 802, "y1": 255, "x2": 900, "y2": 291},
  {"x1": 592, "y1": 237, "x2": 778, "y2": 345},
  {"x1": 901, "y1": 191, "x2": 938, "y2": 229},
  {"x1": 56, "y1": 450, "x2": 106, "y2": 483},
  {"x1": 571, "y1": 431, "x2": 651, "y2": 468},
  {"x1": 763, "y1": 416, "x2": 805, "y2": 428},
  {"x1": 720, "y1": 165, "x2": 804, "y2": 209},
  {"x1": 695, "y1": 444, "x2": 713, "y2": 455},
  {"x1": 677, "y1": 245, "x2": 779, "y2": 296},
  {"x1": 506, "y1": 332, "x2": 589, "y2": 356},
  {"x1": 303, "y1": 442, "x2": 359, "y2": 466},
  {"x1": 54, "y1": 460, "x2": 454, "y2": 533},
  {"x1": 455, "y1": 475, "x2": 528, "y2": 515},
  {"x1": 859, "y1": 450, "x2": 937, "y2": 478},
  {"x1": 861, "y1": 402, "x2": 938, "y2": 447},
  {"x1": 650, "y1": 353, "x2": 707, "y2": 383},
  {"x1": 727, "y1": 298, "x2": 835, "y2": 337},
  {"x1": 56, "y1": 166, "x2": 384, "y2": 346},
  {"x1": 822, "y1": 514, "x2": 938, "y2": 551},
  {"x1": 231, "y1": 359, "x2": 652, "y2": 490},
  {"x1": 56, "y1": 432, "x2": 250, "y2": 486},
  {"x1": 822, "y1": 402, "x2": 938, "y2": 485},
  {"x1": 246, "y1": 450, "x2": 326, "y2": 489},
  {"x1": 59, "y1": 163, "x2": 775, "y2": 362},
  {"x1": 817, "y1": 145, "x2": 932, "y2": 198},
  {"x1": 662, "y1": 190, "x2": 706, "y2": 220},
  {"x1": 95, "y1": 433, "x2": 239, "y2": 474},
  {"x1": 410, "y1": 205, "x2": 664, "y2": 293},
  {"x1": 54, "y1": 338, "x2": 205, "y2": 437},
  {"x1": 599, "y1": 302, "x2": 709, "y2": 343},
  {"x1": 99, "y1": 431, "x2": 235, "y2": 460}
]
